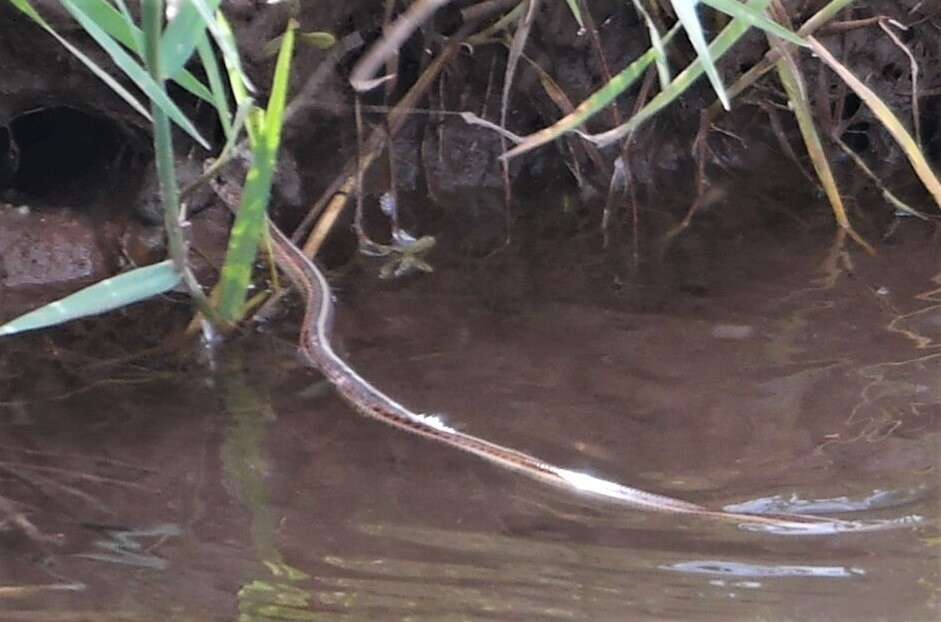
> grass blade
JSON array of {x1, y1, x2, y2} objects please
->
[
  {"x1": 671, "y1": 0, "x2": 730, "y2": 110},
  {"x1": 217, "y1": 19, "x2": 297, "y2": 321},
  {"x1": 703, "y1": 0, "x2": 806, "y2": 47},
  {"x1": 722, "y1": 0, "x2": 857, "y2": 105},
  {"x1": 501, "y1": 22, "x2": 683, "y2": 159},
  {"x1": 160, "y1": 0, "x2": 221, "y2": 80},
  {"x1": 563, "y1": 0, "x2": 584, "y2": 30},
  {"x1": 576, "y1": 0, "x2": 772, "y2": 149},
  {"x1": 70, "y1": 0, "x2": 139, "y2": 50},
  {"x1": 196, "y1": 31, "x2": 233, "y2": 139},
  {"x1": 350, "y1": 0, "x2": 450, "y2": 92},
  {"x1": 770, "y1": 30, "x2": 872, "y2": 253},
  {"x1": 214, "y1": 11, "x2": 261, "y2": 142},
  {"x1": 0, "y1": 261, "x2": 181, "y2": 337},
  {"x1": 75, "y1": 0, "x2": 214, "y2": 102},
  {"x1": 70, "y1": 0, "x2": 214, "y2": 103},
  {"x1": 8, "y1": 0, "x2": 152, "y2": 122},
  {"x1": 630, "y1": 0, "x2": 671, "y2": 89},
  {"x1": 57, "y1": 0, "x2": 209, "y2": 148},
  {"x1": 808, "y1": 36, "x2": 941, "y2": 209},
  {"x1": 188, "y1": 0, "x2": 255, "y2": 93}
]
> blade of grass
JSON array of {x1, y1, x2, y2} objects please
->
[
  {"x1": 722, "y1": 0, "x2": 866, "y2": 106},
  {"x1": 58, "y1": 0, "x2": 209, "y2": 147},
  {"x1": 70, "y1": 0, "x2": 214, "y2": 103},
  {"x1": 0, "y1": 261, "x2": 181, "y2": 337},
  {"x1": 563, "y1": 0, "x2": 583, "y2": 30},
  {"x1": 217, "y1": 19, "x2": 297, "y2": 322},
  {"x1": 196, "y1": 31, "x2": 233, "y2": 140},
  {"x1": 467, "y1": 1, "x2": 525, "y2": 45},
  {"x1": 182, "y1": 99, "x2": 253, "y2": 195},
  {"x1": 808, "y1": 36, "x2": 941, "y2": 209},
  {"x1": 630, "y1": 0, "x2": 671, "y2": 90},
  {"x1": 262, "y1": 30, "x2": 335, "y2": 59},
  {"x1": 188, "y1": 0, "x2": 255, "y2": 93},
  {"x1": 503, "y1": 0, "x2": 772, "y2": 159},
  {"x1": 574, "y1": 0, "x2": 773, "y2": 149},
  {"x1": 214, "y1": 11, "x2": 261, "y2": 143},
  {"x1": 8, "y1": 0, "x2": 152, "y2": 122},
  {"x1": 769, "y1": 25, "x2": 873, "y2": 253},
  {"x1": 671, "y1": 0, "x2": 730, "y2": 110},
  {"x1": 160, "y1": 0, "x2": 221, "y2": 80},
  {"x1": 834, "y1": 135, "x2": 928, "y2": 220},
  {"x1": 703, "y1": 0, "x2": 806, "y2": 47},
  {"x1": 499, "y1": 21, "x2": 683, "y2": 159},
  {"x1": 71, "y1": 0, "x2": 138, "y2": 49}
]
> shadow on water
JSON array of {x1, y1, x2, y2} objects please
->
[{"x1": 0, "y1": 216, "x2": 938, "y2": 621}]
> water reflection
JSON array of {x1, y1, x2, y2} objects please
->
[
  {"x1": 661, "y1": 560, "x2": 865, "y2": 578},
  {"x1": 0, "y1": 224, "x2": 938, "y2": 620},
  {"x1": 74, "y1": 523, "x2": 182, "y2": 569}
]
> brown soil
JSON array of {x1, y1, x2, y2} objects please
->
[{"x1": 0, "y1": 0, "x2": 938, "y2": 308}]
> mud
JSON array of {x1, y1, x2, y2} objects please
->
[{"x1": 0, "y1": 1, "x2": 938, "y2": 299}]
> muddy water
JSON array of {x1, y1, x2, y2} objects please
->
[{"x1": 1, "y1": 220, "x2": 938, "y2": 621}]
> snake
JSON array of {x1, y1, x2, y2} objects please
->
[{"x1": 209, "y1": 174, "x2": 923, "y2": 535}]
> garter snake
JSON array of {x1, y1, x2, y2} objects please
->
[{"x1": 210, "y1": 175, "x2": 921, "y2": 535}]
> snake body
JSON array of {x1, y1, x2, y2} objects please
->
[{"x1": 212, "y1": 174, "x2": 921, "y2": 534}]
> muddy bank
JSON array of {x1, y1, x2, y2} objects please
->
[{"x1": 0, "y1": 1, "x2": 938, "y2": 304}]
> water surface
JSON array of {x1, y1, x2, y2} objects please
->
[{"x1": 1, "y1": 220, "x2": 938, "y2": 621}]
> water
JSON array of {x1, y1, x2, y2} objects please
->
[{"x1": 1, "y1": 220, "x2": 938, "y2": 621}]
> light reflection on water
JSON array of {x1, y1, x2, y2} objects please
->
[{"x1": 1, "y1": 226, "x2": 938, "y2": 621}]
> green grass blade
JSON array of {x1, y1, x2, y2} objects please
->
[
  {"x1": 630, "y1": 0, "x2": 671, "y2": 89},
  {"x1": 113, "y1": 0, "x2": 135, "y2": 25},
  {"x1": 57, "y1": 0, "x2": 209, "y2": 148},
  {"x1": 723, "y1": 0, "x2": 856, "y2": 104},
  {"x1": 0, "y1": 261, "x2": 181, "y2": 337},
  {"x1": 213, "y1": 11, "x2": 260, "y2": 143},
  {"x1": 160, "y1": 0, "x2": 221, "y2": 80},
  {"x1": 563, "y1": 0, "x2": 584, "y2": 30},
  {"x1": 70, "y1": 0, "x2": 139, "y2": 51},
  {"x1": 188, "y1": 0, "x2": 255, "y2": 93},
  {"x1": 172, "y1": 65, "x2": 215, "y2": 103},
  {"x1": 217, "y1": 20, "x2": 297, "y2": 322},
  {"x1": 578, "y1": 0, "x2": 772, "y2": 148},
  {"x1": 671, "y1": 0, "x2": 730, "y2": 110},
  {"x1": 261, "y1": 19, "x2": 294, "y2": 150},
  {"x1": 8, "y1": 0, "x2": 152, "y2": 122},
  {"x1": 704, "y1": 0, "x2": 806, "y2": 47},
  {"x1": 68, "y1": 0, "x2": 214, "y2": 103},
  {"x1": 196, "y1": 31, "x2": 233, "y2": 139},
  {"x1": 501, "y1": 22, "x2": 683, "y2": 159}
]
